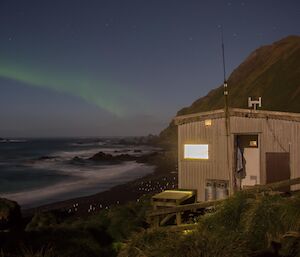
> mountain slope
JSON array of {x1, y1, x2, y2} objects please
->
[{"x1": 159, "y1": 35, "x2": 300, "y2": 146}]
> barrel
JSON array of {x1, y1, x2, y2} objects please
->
[
  {"x1": 216, "y1": 181, "x2": 229, "y2": 200},
  {"x1": 205, "y1": 180, "x2": 216, "y2": 201}
]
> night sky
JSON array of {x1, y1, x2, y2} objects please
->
[{"x1": 0, "y1": 0, "x2": 299, "y2": 137}]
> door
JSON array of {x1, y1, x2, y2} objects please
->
[
  {"x1": 266, "y1": 152, "x2": 290, "y2": 192},
  {"x1": 241, "y1": 148, "x2": 260, "y2": 187},
  {"x1": 235, "y1": 134, "x2": 260, "y2": 188}
]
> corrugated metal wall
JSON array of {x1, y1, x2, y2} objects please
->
[
  {"x1": 178, "y1": 115, "x2": 300, "y2": 201},
  {"x1": 178, "y1": 117, "x2": 231, "y2": 201}
]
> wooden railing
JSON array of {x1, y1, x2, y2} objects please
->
[{"x1": 147, "y1": 177, "x2": 300, "y2": 220}]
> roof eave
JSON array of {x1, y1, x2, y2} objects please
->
[{"x1": 174, "y1": 108, "x2": 300, "y2": 125}]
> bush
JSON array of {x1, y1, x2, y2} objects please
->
[
  {"x1": 26, "y1": 212, "x2": 58, "y2": 232},
  {"x1": 105, "y1": 200, "x2": 151, "y2": 241},
  {"x1": 0, "y1": 198, "x2": 22, "y2": 231}
]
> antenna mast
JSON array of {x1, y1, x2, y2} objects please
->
[
  {"x1": 220, "y1": 26, "x2": 228, "y2": 112},
  {"x1": 219, "y1": 26, "x2": 234, "y2": 195}
]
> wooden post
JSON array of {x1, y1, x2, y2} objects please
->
[
  {"x1": 220, "y1": 27, "x2": 235, "y2": 196},
  {"x1": 152, "y1": 202, "x2": 160, "y2": 227},
  {"x1": 175, "y1": 199, "x2": 182, "y2": 225}
]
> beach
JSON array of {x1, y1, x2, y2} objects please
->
[
  {"x1": 22, "y1": 149, "x2": 178, "y2": 218},
  {"x1": 0, "y1": 137, "x2": 177, "y2": 218}
]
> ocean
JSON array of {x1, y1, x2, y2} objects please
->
[{"x1": 0, "y1": 138, "x2": 156, "y2": 208}]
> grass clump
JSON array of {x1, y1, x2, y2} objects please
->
[
  {"x1": 119, "y1": 229, "x2": 181, "y2": 257},
  {"x1": 199, "y1": 191, "x2": 253, "y2": 232},
  {"x1": 242, "y1": 194, "x2": 285, "y2": 249},
  {"x1": 0, "y1": 246, "x2": 56, "y2": 257}
]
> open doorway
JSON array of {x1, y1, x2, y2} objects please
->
[{"x1": 234, "y1": 134, "x2": 260, "y2": 189}]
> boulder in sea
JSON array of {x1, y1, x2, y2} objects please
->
[
  {"x1": 73, "y1": 156, "x2": 81, "y2": 161},
  {"x1": 37, "y1": 156, "x2": 56, "y2": 161},
  {"x1": 89, "y1": 151, "x2": 136, "y2": 162},
  {"x1": 71, "y1": 156, "x2": 85, "y2": 164},
  {"x1": 0, "y1": 198, "x2": 22, "y2": 231},
  {"x1": 89, "y1": 151, "x2": 115, "y2": 161},
  {"x1": 0, "y1": 137, "x2": 8, "y2": 143}
]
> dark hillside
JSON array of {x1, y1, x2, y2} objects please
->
[{"x1": 159, "y1": 35, "x2": 300, "y2": 146}]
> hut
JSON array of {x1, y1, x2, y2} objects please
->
[{"x1": 174, "y1": 108, "x2": 300, "y2": 202}]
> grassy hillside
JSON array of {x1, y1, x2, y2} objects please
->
[
  {"x1": 0, "y1": 197, "x2": 152, "y2": 257},
  {"x1": 3, "y1": 190, "x2": 300, "y2": 257},
  {"x1": 119, "y1": 192, "x2": 300, "y2": 257},
  {"x1": 159, "y1": 35, "x2": 300, "y2": 146}
]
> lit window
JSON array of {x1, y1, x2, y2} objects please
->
[{"x1": 184, "y1": 144, "x2": 209, "y2": 159}]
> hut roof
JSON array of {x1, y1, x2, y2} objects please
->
[{"x1": 174, "y1": 108, "x2": 300, "y2": 125}]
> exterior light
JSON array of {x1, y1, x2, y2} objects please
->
[
  {"x1": 184, "y1": 144, "x2": 209, "y2": 159},
  {"x1": 205, "y1": 119, "x2": 212, "y2": 126}
]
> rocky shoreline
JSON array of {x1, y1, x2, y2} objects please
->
[{"x1": 21, "y1": 149, "x2": 178, "y2": 218}]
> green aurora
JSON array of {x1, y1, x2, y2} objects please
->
[{"x1": 0, "y1": 63, "x2": 138, "y2": 117}]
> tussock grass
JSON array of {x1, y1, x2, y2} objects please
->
[
  {"x1": 199, "y1": 191, "x2": 253, "y2": 232},
  {"x1": 280, "y1": 196, "x2": 300, "y2": 231},
  {"x1": 118, "y1": 229, "x2": 181, "y2": 257},
  {"x1": 119, "y1": 192, "x2": 300, "y2": 257},
  {"x1": 242, "y1": 194, "x2": 286, "y2": 249},
  {"x1": 0, "y1": 246, "x2": 56, "y2": 257},
  {"x1": 21, "y1": 247, "x2": 56, "y2": 257}
]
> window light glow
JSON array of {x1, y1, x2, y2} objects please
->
[{"x1": 184, "y1": 144, "x2": 209, "y2": 159}]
